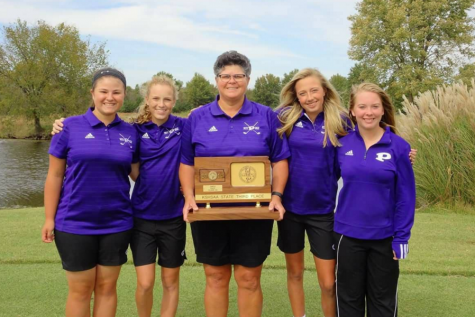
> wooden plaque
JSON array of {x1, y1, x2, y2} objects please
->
[{"x1": 188, "y1": 156, "x2": 279, "y2": 222}]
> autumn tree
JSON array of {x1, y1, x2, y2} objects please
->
[
  {"x1": 348, "y1": 0, "x2": 475, "y2": 105},
  {"x1": 329, "y1": 74, "x2": 350, "y2": 108},
  {"x1": 253, "y1": 74, "x2": 281, "y2": 108},
  {"x1": 0, "y1": 20, "x2": 108, "y2": 134}
]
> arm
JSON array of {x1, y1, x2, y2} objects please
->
[
  {"x1": 129, "y1": 162, "x2": 140, "y2": 182},
  {"x1": 269, "y1": 159, "x2": 289, "y2": 221},
  {"x1": 179, "y1": 163, "x2": 198, "y2": 223},
  {"x1": 42, "y1": 155, "x2": 66, "y2": 243},
  {"x1": 392, "y1": 145, "x2": 416, "y2": 260}
]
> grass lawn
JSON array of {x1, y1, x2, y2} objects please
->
[{"x1": 0, "y1": 207, "x2": 474, "y2": 316}]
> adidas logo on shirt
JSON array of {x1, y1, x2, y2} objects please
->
[
  {"x1": 345, "y1": 150, "x2": 353, "y2": 156},
  {"x1": 295, "y1": 121, "x2": 304, "y2": 128},
  {"x1": 85, "y1": 133, "x2": 95, "y2": 139},
  {"x1": 209, "y1": 126, "x2": 218, "y2": 132},
  {"x1": 142, "y1": 133, "x2": 150, "y2": 139}
]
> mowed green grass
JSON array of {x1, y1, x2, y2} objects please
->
[{"x1": 0, "y1": 208, "x2": 474, "y2": 316}]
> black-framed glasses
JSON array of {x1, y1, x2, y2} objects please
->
[{"x1": 217, "y1": 74, "x2": 247, "y2": 82}]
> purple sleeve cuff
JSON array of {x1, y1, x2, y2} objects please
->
[{"x1": 392, "y1": 242, "x2": 409, "y2": 260}]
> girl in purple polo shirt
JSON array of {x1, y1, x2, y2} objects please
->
[
  {"x1": 129, "y1": 75, "x2": 186, "y2": 317},
  {"x1": 334, "y1": 83, "x2": 416, "y2": 317},
  {"x1": 42, "y1": 68, "x2": 137, "y2": 317},
  {"x1": 276, "y1": 68, "x2": 351, "y2": 317}
]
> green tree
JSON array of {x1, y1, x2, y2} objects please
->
[
  {"x1": 0, "y1": 20, "x2": 108, "y2": 134},
  {"x1": 181, "y1": 73, "x2": 215, "y2": 111},
  {"x1": 329, "y1": 73, "x2": 350, "y2": 108},
  {"x1": 455, "y1": 63, "x2": 475, "y2": 86},
  {"x1": 253, "y1": 74, "x2": 281, "y2": 108},
  {"x1": 122, "y1": 84, "x2": 143, "y2": 113},
  {"x1": 348, "y1": 0, "x2": 475, "y2": 106},
  {"x1": 281, "y1": 69, "x2": 299, "y2": 87},
  {"x1": 155, "y1": 71, "x2": 184, "y2": 91}
]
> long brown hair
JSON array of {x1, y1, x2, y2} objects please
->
[
  {"x1": 276, "y1": 68, "x2": 351, "y2": 147},
  {"x1": 349, "y1": 83, "x2": 397, "y2": 134}
]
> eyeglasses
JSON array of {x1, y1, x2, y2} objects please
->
[{"x1": 217, "y1": 74, "x2": 247, "y2": 82}]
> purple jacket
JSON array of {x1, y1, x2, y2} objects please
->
[{"x1": 335, "y1": 125, "x2": 416, "y2": 259}]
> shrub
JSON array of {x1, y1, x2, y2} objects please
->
[{"x1": 398, "y1": 81, "x2": 475, "y2": 206}]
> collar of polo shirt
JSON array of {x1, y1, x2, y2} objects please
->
[
  {"x1": 143, "y1": 114, "x2": 176, "y2": 129},
  {"x1": 210, "y1": 95, "x2": 253, "y2": 117},
  {"x1": 85, "y1": 107, "x2": 122, "y2": 127}
]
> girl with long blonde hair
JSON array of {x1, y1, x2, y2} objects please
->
[{"x1": 276, "y1": 68, "x2": 351, "y2": 317}]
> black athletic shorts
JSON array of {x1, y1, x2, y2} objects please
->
[
  {"x1": 54, "y1": 229, "x2": 132, "y2": 272},
  {"x1": 277, "y1": 211, "x2": 335, "y2": 260},
  {"x1": 191, "y1": 219, "x2": 273, "y2": 267},
  {"x1": 130, "y1": 216, "x2": 187, "y2": 268}
]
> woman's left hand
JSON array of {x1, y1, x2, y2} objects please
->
[
  {"x1": 269, "y1": 196, "x2": 285, "y2": 221},
  {"x1": 392, "y1": 250, "x2": 399, "y2": 260}
]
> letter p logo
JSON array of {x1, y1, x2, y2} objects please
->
[{"x1": 375, "y1": 152, "x2": 391, "y2": 162}]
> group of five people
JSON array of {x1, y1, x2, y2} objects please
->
[{"x1": 42, "y1": 50, "x2": 416, "y2": 317}]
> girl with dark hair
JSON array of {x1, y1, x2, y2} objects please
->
[{"x1": 42, "y1": 68, "x2": 138, "y2": 317}]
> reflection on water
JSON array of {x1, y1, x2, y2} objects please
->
[{"x1": 0, "y1": 139, "x2": 50, "y2": 209}]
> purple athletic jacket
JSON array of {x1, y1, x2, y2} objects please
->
[
  {"x1": 334, "y1": 125, "x2": 416, "y2": 259},
  {"x1": 49, "y1": 108, "x2": 138, "y2": 235},
  {"x1": 131, "y1": 115, "x2": 185, "y2": 221}
]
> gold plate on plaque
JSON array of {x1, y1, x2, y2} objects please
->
[
  {"x1": 231, "y1": 162, "x2": 265, "y2": 187},
  {"x1": 203, "y1": 185, "x2": 223, "y2": 192}
]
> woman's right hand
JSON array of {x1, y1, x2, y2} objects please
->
[
  {"x1": 41, "y1": 219, "x2": 55, "y2": 243},
  {"x1": 51, "y1": 118, "x2": 65, "y2": 135},
  {"x1": 182, "y1": 196, "x2": 198, "y2": 223}
]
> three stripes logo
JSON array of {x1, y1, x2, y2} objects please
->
[
  {"x1": 208, "y1": 126, "x2": 218, "y2": 132},
  {"x1": 142, "y1": 133, "x2": 150, "y2": 139},
  {"x1": 85, "y1": 133, "x2": 95, "y2": 139},
  {"x1": 295, "y1": 121, "x2": 304, "y2": 128},
  {"x1": 345, "y1": 150, "x2": 353, "y2": 156}
]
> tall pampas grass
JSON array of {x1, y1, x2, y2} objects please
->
[{"x1": 398, "y1": 81, "x2": 475, "y2": 207}]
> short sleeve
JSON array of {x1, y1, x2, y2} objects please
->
[
  {"x1": 180, "y1": 114, "x2": 195, "y2": 166},
  {"x1": 48, "y1": 125, "x2": 70, "y2": 159},
  {"x1": 267, "y1": 110, "x2": 290, "y2": 162}
]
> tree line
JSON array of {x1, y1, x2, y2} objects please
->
[{"x1": 1, "y1": 0, "x2": 474, "y2": 135}]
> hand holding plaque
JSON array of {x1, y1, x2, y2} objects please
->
[{"x1": 188, "y1": 156, "x2": 280, "y2": 222}]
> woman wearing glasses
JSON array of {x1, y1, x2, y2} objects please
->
[{"x1": 180, "y1": 50, "x2": 290, "y2": 317}]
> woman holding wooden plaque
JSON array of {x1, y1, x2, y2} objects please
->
[{"x1": 179, "y1": 50, "x2": 290, "y2": 317}]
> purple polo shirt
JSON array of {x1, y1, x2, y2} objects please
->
[
  {"x1": 132, "y1": 115, "x2": 185, "y2": 220},
  {"x1": 282, "y1": 111, "x2": 340, "y2": 215},
  {"x1": 181, "y1": 95, "x2": 289, "y2": 164},
  {"x1": 49, "y1": 108, "x2": 138, "y2": 235}
]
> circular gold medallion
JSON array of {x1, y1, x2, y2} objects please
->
[
  {"x1": 208, "y1": 171, "x2": 218, "y2": 181},
  {"x1": 239, "y1": 165, "x2": 257, "y2": 183}
]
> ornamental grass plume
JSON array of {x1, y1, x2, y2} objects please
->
[{"x1": 398, "y1": 81, "x2": 475, "y2": 207}]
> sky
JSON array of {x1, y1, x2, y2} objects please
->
[{"x1": 0, "y1": 0, "x2": 360, "y2": 87}]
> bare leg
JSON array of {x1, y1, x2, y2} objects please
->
[
  {"x1": 160, "y1": 266, "x2": 180, "y2": 317},
  {"x1": 234, "y1": 264, "x2": 263, "y2": 317},
  {"x1": 284, "y1": 251, "x2": 306, "y2": 317},
  {"x1": 314, "y1": 256, "x2": 336, "y2": 317},
  {"x1": 203, "y1": 264, "x2": 232, "y2": 317},
  {"x1": 135, "y1": 264, "x2": 156, "y2": 317},
  {"x1": 92, "y1": 265, "x2": 122, "y2": 317},
  {"x1": 65, "y1": 268, "x2": 96, "y2": 317}
]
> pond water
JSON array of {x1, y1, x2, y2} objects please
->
[{"x1": 0, "y1": 139, "x2": 50, "y2": 209}]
